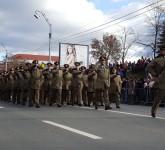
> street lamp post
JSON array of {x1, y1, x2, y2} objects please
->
[{"x1": 34, "y1": 10, "x2": 52, "y2": 62}]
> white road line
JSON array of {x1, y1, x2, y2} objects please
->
[
  {"x1": 75, "y1": 106, "x2": 165, "y2": 120},
  {"x1": 0, "y1": 106, "x2": 4, "y2": 109},
  {"x1": 42, "y1": 120, "x2": 102, "y2": 140}
]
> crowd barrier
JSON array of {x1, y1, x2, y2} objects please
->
[{"x1": 120, "y1": 87, "x2": 165, "y2": 106}]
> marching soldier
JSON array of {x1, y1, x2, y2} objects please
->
[
  {"x1": 80, "y1": 66, "x2": 88, "y2": 106},
  {"x1": 42, "y1": 62, "x2": 53, "y2": 105},
  {"x1": 22, "y1": 62, "x2": 31, "y2": 105},
  {"x1": 147, "y1": 48, "x2": 165, "y2": 118},
  {"x1": 50, "y1": 61, "x2": 63, "y2": 107},
  {"x1": 13, "y1": 67, "x2": 19, "y2": 104},
  {"x1": 62, "y1": 64, "x2": 72, "y2": 105},
  {"x1": 71, "y1": 62, "x2": 83, "y2": 106},
  {"x1": 109, "y1": 68, "x2": 122, "y2": 108},
  {"x1": 7, "y1": 68, "x2": 15, "y2": 102},
  {"x1": 2, "y1": 71, "x2": 8, "y2": 101},
  {"x1": 87, "y1": 64, "x2": 97, "y2": 106},
  {"x1": 17, "y1": 65, "x2": 25, "y2": 105},
  {"x1": 30, "y1": 60, "x2": 41, "y2": 108},
  {"x1": 95, "y1": 55, "x2": 111, "y2": 110}
]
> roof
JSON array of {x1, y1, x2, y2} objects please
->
[{"x1": 11, "y1": 54, "x2": 59, "y2": 62}]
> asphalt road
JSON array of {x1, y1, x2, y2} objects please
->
[{"x1": 0, "y1": 101, "x2": 165, "y2": 150}]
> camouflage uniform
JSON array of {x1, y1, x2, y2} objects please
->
[
  {"x1": 30, "y1": 60, "x2": 42, "y2": 108},
  {"x1": 71, "y1": 62, "x2": 83, "y2": 106},
  {"x1": 42, "y1": 63, "x2": 52, "y2": 105},
  {"x1": 147, "y1": 53, "x2": 165, "y2": 117},
  {"x1": 81, "y1": 66, "x2": 88, "y2": 106},
  {"x1": 7, "y1": 68, "x2": 15, "y2": 102},
  {"x1": 95, "y1": 56, "x2": 111, "y2": 110},
  {"x1": 87, "y1": 64, "x2": 97, "y2": 106},
  {"x1": 22, "y1": 63, "x2": 31, "y2": 105},
  {"x1": 62, "y1": 64, "x2": 72, "y2": 105},
  {"x1": 50, "y1": 62, "x2": 63, "y2": 107},
  {"x1": 109, "y1": 68, "x2": 122, "y2": 108}
]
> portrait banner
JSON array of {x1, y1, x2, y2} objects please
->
[{"x1": 59, "y1": 43, "x2": 89, "y2": 67}]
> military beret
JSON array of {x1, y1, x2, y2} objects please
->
[
  {"x1": 47, "y1": 62, "x2": 52, "y2": 66},
  {"x1": 80, "y1": 66, "x2": 86, "y2": 70},
  {"x1": 64, "y1": 64, "x2": 69, "y2": 68},
  {"x1": 19, "y1": 65, "x2": 24, "y2": 69},
  {"x1": 74, "y1": 62, "x2": 81, "y2": 66},
  {"x1": 15, "y1": 66, "x2": 20, "y2": 70},
  {"x1": 25, "y1": 62, "x2": 31, "y2": 66},
  {"x1": 10, "y1": 67, "x2": 15, "y2": 71},
  {"x1": 3, "y1": 71, "x2": 7, "y2": 74},
  {"x1": 99, "y1": 55, "x2": 107, "y2": 61},
  {"x1": 54, "y1": 61, "x2": 59, "y2": 65},
  {"x1": 32, "y1": 59, "x2": 38, "y2": 64},
  {"x1": 89, "y1": 64, "x2": 96, "y2": 69}
]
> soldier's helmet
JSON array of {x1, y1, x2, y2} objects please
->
[
  {"x1": 54, "y1": 61, "x2": 59, "y2": 66},
  {"x1": 64, "y1": 64, "x2": 69, "y2": 68},
  {"x1": 32, "y1": 59, "x2": 38, "y2": 64},
  {"x1": 99, "y1": 55, "x2": 107, "y2": 61},
  {"x1": 74, "y1": 62, "x2": 81, "y2": 66}
]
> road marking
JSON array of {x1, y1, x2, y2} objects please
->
[
  {"x1": 75, "y1": 106, "x2": 165, "y2": 120},
  {"x1": 0, "y1": 106, "x2": 4, "y2": 109},
  {"x1": 42, "y1": 120, "x2": 102, "y2": 140}
]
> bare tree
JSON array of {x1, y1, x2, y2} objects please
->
[
  {"x1": 137, "y1": 0, "x2": 165, "y2": 58},
  {"x1": 119, "y1": 27, "x2": 138, "y2": 64},
  {"x1": 91, "y1": 33, "x2": 122, "y2": 62}
]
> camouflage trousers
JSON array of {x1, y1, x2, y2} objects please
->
[{"x1": 151, "y1": 89, "x2": 165, "y2": 114}]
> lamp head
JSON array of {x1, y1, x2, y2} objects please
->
[{"x1": 34, "y1": 14, "x2": 39, "y2": 19}]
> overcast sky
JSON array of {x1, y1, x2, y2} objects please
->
[{"x1": 0, "y1": 0, "x2": 163, "y2": 63}]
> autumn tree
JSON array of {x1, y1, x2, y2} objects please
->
[
  {"x1": 138, "y1": 0, "x2": 165, "y2": 58},
  {"x1": 119, "y1": 27, "x2": 138, "y2": 64},
  {"x1": 91, "y1": 33, "x2": 122, "y2": 63}
]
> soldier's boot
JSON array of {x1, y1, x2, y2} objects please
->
[
  {"x1": 36, "y1": 104, "x2": 40, "y2": 108},
  {"x1": 151, "y1": 112, "x2": 156, "y2": 118},
  {"x1": 116, "y1": 106, "x2": 120, "y2": 109},
  {"x1": 95, "y1": 104, "x2": 98, "y2": 110},
  {"x1": 105, "y1": 105, "x2": 112, "y2": 110}
]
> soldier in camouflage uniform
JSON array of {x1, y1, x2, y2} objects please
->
[
  {"x1": 30, "y1": 60, "x2": 41, "y2": 108},
  {"x1": 1, "y1": 71, "x2": 8, "y2": 101},
  {"x1": 50, "y1": 61, "x2": 63, "y2": 107},
  {"x1": 18, "y1": 65, "x2": 25, "y2": 105},
  {"x1": 42, "y1": 62, "x2": 53, "y2": 105},
  {"x1": 109, "y1": 68, "x2": 122, "y2": 108},
  {"x1": 7, "y1": 68, "x2": 15, "y2": 102},
  {"x1": 87, "y1": 64, "x2": 97, "y2": 106},
  {"x1": 62, "y1": 64, "x2": 72, "y2": 105},
  {"x1": 95, "y1": 56, "x2": 111, "y2": 110},
  {"x1": 71, "y1": 62, "x2": 83, "y2": 106},
  {"x1": 147, "y1": 48, "x2": 165, "y2": 118},
  {"x1": 80, "y1": 66, "x2": 88, "y2": 106},
  {"x1": 22, "y1": 62, "x2": 31, "y2": 105}
]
